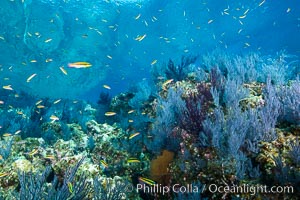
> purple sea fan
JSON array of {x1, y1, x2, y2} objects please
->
[
  {"x1": 180, "y1": 82, "x2": 213, "y2": 136},
  {"x1": 278, "y1": 79, "x2": 300, "y2": 124}
]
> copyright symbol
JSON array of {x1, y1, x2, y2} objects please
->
[{"x1": 125, "y1": 184, "x2": 134, "y2": 192}]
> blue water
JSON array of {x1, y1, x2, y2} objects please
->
[{"x1": 0, "y1": 0, "x2": 299, "y2": 101}]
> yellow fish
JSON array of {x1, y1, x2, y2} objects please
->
[
  {"x1": 53, "y1": 99, "x2": 61, "y2": 104},
  {"x1": 135, "y1": 14, "x2": 141, "y2": 20},
  {"x1": 67, "y1": 182, "x2": 73, "y2": 193},
  {"x1": 3, "y1": 85, "x2": 13, "y2": 90},
  {"x1": 36, "y1": 100, "x2": 43, "y2": 105},
  {"x1": 44, "y1": 155, "x2": 55, "y2": 159},
  {"x1": 28, "y1": 149, "x2": 39, "y2": 156},
  {"x1": 105, "y1": 112, "x2": 116, "y2": 116},
  {"x1": 68, "y1": 62, "x2": 92, "y2": 68},
  {"x1": 2, "y1": 133, "x2": 12, "y2": 137},
  {"x1": 27, "y1": 73, "x2": 37, "y2": 82},
  {"x1": 59, "y1": 67, "x2": 68, "y2": 75},
  {"x1": 50, "y1": 115, "x2": 59, "y2": 121},
  {"x1": 244, "y1": 9, "x2": 250, "y2": 15},
  {"x1": 36, "y1": 105, "x2": 45, "y2": 109},
  {"x1": 162, "y1": 79, "x2": 173, "y2": 90},
  {"x1": 258, "y1": 0, "x2": 265, "y2": 7},
  {"x1": 103, "y1": 84, "x2": 111, "y2": 89},
  {"x1": 138, "y1": 177, "x2": 156, "y2": 186},
  {"x1": 135, "y1": 34, "x2": 147, "y2": 41},
  {"x1": 0, "y1": 172, "x2": 9, "y2": 178},
  {"x1": 151, "y1": 60, "x2": 157, "y2": 65},
  {"x1": 100, "y1": 160, "x2": 108, "y2": 168},
  {"x1": 44, "y1": 38, "x2": 52, "y2": 43},
  {"x1": 129, "y1": 132, "x2": 140, "y2": 139},
  {"x1": 128, "y1": 110, "x2": 135, "y2": 114},
  {"x1": 127, "y1": 158, "x2": 140, "y2": 163}
]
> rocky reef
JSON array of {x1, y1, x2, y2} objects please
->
[{"x1": 0, "y1": 52, "x2": 299, "y2": 199}]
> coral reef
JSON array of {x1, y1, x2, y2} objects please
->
[{"x1": 0, "y1": 52, "x2": 299, "y2": 199}]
